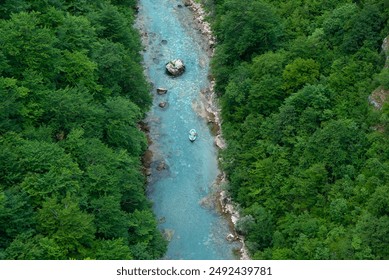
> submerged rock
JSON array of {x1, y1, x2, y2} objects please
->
[
  {"x1": 165, "y1": 59, "x2": 185, "y2": 76},
  {"x1": 159, "y1": 101, "x2": 168, "y2": 108},
  {"x1": 226, "y1": 233, "x2": 237, "y2": 242},
  {"x1": 199, "y1": 196, "x2": 215, "y2": 209},
  {"x1": 163, "y1": 229, "x2": 175, "y2": 241},
  {"x1": 156, "y1": 160, "x2": 167, "y2": 171}
]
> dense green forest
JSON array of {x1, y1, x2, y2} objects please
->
[
  {"x1": 202, "y1": 0, "x2": 389, "y2": 259},
  {"x1": 0, "y1": 0, "x2": 166, "y2": 259}
]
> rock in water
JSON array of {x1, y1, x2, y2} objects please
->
[
  {"x1": 165, "y1": 59, "x2": 185, "y2": 76},
  {"x1": 156, "y1": 160, "x2": 167, "y2": 171},
  {"x1": 163, "y1": 229, "x2": 175, "y2": 241},
  {"x1": 226, "y1": 233, "x2": 236, "y2": 242},
  {"x1": 159, "y1": 101, "x2": 168, "y2": 108},
  {"x1": 156, "y1": 87, "x2": 168, "y2": 94}
]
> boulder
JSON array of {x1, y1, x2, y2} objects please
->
[
  {"x1": 156, "y1": 160, "x2": 167, "y2": 171},
  {"x1": 163, "y1": 229, "x2": 175, "y2": 241},
  {"x1": 382, "y1": 35, "x2": 389, "y2": 66},
  {"x1": 226, "y1": 233, "x2": 236, "y2": 242},
  {"x1": 165, "y1": 59, "x2": 185, "y2": 76},
  {"x1": 156, "y1": 87, "x2": 168, "y2": 94},
  {"x1": 219, "y1": 190, "x2": 229, "y2": 207},
  {"x1": 159, "y1": 101, "x2": 168, "y2": 108},
  {"x1": 215, "y1": 135, "x2": 227, "y2": 149},
  {"x1": 382, "y1": 35, "x2": 389, "y2": 54}
]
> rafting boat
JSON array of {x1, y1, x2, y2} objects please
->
[{"x1": 189, "y1": 129, "x2": 197, "y2": 142}]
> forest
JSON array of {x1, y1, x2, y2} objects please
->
[
  {"x1": 199, "y1": 0, "x2": 389, "y2": 259},
  {"x1": 0, "y1": 0, "x2": 167, "y2": 259}
]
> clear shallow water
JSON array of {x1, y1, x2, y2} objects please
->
[{"x1": 136, "y1": 0, "x2": 239, "y2": 259}]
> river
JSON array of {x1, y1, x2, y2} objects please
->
[{"x1": 135, "y1": 0, "x2": 240, "y2": 259}]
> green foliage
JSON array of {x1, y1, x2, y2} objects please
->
[
  {"x1": 322, "y1": 3, "x2": 359, "y2": 48},
  {"x1": 94, "y1": 238, "x2": 133, "y2": 260},
  {"x1": 40, "y1": 87, "x2": 104, "y2": 138},
  {"x1": 0, "y1": 0, "x2": 30, "y2": 19},
  {"x1": 0, "y1": 78, "x2": 29, "y2": 133},
  {"x1": 214, "y1": 0, "x2": 281, "y2": 61},
  {"x1": 282, "y1": 58, "x2": 320, "y2": 93},
  {"x1": 57, "y1": 50, "x2": 101, "y2": 91},
  {"x1": 0, "y1": 0, "x2": 164, "y2": 260},
  {"x1": 128, "y1": 210, "x2": 168, "y2": 259},
  {"x1": 36, "y1": 196, "x2": 96, "y2": 258},
  {"x1": 211, "y1": 0, "x2": 282, "y2": 92},
  {"x1": 323, "y1": 2, "x2": 386, "y2": 54},
  {"x1": 4, "y1": 231, "x2": 66, "y2": 260},
  {"x1": 211, "y1": 0, "x2": 389, "y2": 259},
  {"x1": 55, "y1": 13, "x2": 97, "y2": 51},
  {"x1": 376, "y1": 68, "x2": 389, "y2": 89},
  {"x1": 91, "y1": 39, "x2": 151, "y2": 108},
  {"x1": 0, "y1": 12, "x2": 59, "y2": 79},
  {"x1": 104, "y1": 97, "x2": 147, "y2": 154},
  {"x1": 90, "y1": 4, "x2": 140, "y2": 52}
]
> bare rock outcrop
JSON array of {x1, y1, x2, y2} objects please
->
[{"x1": 165, "y1": 59, "x2": 185, "y2": 76}]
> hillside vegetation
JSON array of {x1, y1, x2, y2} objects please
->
[
  {"x1": 0, "y1": 0, "x2": 166, "y2": 259},
  {"x1": 205, "y1": 0, "x2": 389, "y2": 259}
]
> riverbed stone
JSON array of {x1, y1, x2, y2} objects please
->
[
  {"x1": 165, "y1": 59, "x2": 185, "y2": 76},
  {"x1": 163, "y1": 229, "x2": 175, "y2": 241},
  {"x1": 157, "y1": 87, "x2": 168, "y2": 94},
  {"x1": 159, "y1": 101, "x2": 168, "y2": 108},
  {"x1": 156, "y1": 160, "x2": 167, "y2": 171},
  {"x1": 226, "y1": 233, "x2": 236, "y2": 242},
  {"x1": 215, "y1": 135, "x2": 226, "y2": 149}
]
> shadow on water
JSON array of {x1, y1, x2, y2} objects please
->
[{"x1": 136, "y1": 0, "x2": 240, "y2": 260}]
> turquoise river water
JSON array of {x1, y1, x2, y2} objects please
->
[{"x1": 136, "y1": 0, "x2": 240, "y2": 259}]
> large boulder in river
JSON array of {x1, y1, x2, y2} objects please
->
[{"x1": 165, "y1": 59, "x2": 185, "y2": 76}]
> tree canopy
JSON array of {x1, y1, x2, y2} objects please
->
[
  {"x1": 0, "y1": 0, "x2": 166, "y2": 259},
  {"x1": 204, "y1": 0, "x2": 389, "y2": 259}
]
